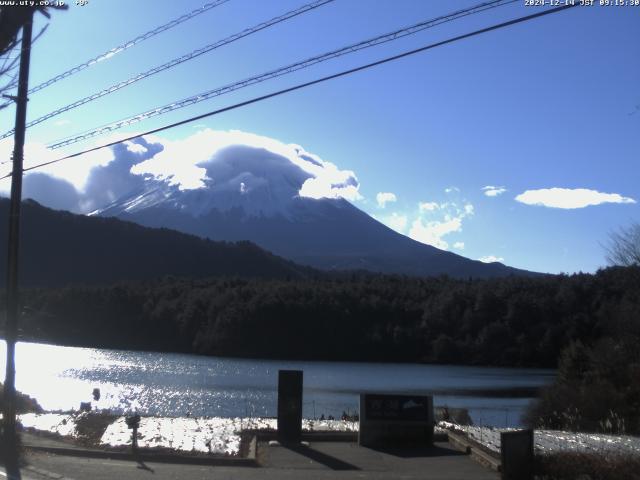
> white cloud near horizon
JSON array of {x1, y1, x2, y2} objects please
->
[
  {"x1": 409, "y1": 216, "x2": 462, "y2": 250},
  {"x1": 383, "y1": 212, "x2": 408, "y2": 233},
  {"x1": 408, "y1": 201, "x2": 474, "y2": 250},
  {"x1": 515, "y1": 187, "x2": 636, "y2": 209},
  {"x1": 479, "y1": 255, "x2": 504, "y2": 263},
  {"x1": 453, "y1": 241, "x2": 465, "y2": 250},
  {"x1": 482, "y1": 185, "x2": 507, "y2": 197},
  {"x1": 376, "y1": 192, "x2": 397, "y2": 208}
]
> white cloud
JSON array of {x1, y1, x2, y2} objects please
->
[
  {"x1": 53, "y1": 119, "x2": 71, "y2": 127},
  {"x1": 464, "y1": 203, "x2": 474, "y2": 215},
  {"x1": 418, "y1": 201, "x2": 439, "y2": 212},
  {"x1": 445, "y1": 186, "x2": 459, "y2": 194},
  {"x1": 381, "y1": 212, "x2": 408, "y2": 233},
  {"x1": 479, "y1": 255, "x2": 504, "y2": 263},
  {"x1": 128, "y1": 129, "x2": 363, "y2": 201},
  {"x1": 0, "y1": 138, "x2": 114, "y2": 193},
  {"x1": 408, "y1": 201, "x2": 474, "y2": 250},
  {"x1": 482, "y1": 185, "x2": 507, "y2": 197},
  {"x1": 4, "y1": 129, "x2": 363, "y2": 213},
  {"x1": 376, "y1": 192, "x2": 397, "y2": 208},
  {"x1": 409, "y1": 216, "x2": 463, "y2": 250},
  {"x1": 515, "y1": 188, "x2": 636, "y2": 209},
  {"x1": 124, "y1": 141, "x2": 148, "y2": 154}
]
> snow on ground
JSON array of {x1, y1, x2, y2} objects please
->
[
  {"x1": 19, "y1": 413, "x2": 357, "y2": 455},
  {"x1": 101, "y1": 416, "x2": 243, "y2": 455},
  {"x1": 101, "y1": 416, "x2": 358, "y2": 455},
  {"x1": 18, "y1": 413, "x2": 640, "y2": 457},
  {"x1": 439, "y1": 421, "x2": 640, "y2": 456},
  {"x1": 19, "y1": 413, "x2": 78, "y2": 437}
]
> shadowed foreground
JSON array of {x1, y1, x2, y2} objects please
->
[{"x1": 15, "y1": 439, "x2": 498, "y2": 480}]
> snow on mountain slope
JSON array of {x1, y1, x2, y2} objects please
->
[{"x1": 87, "y1": 130, "x2": 534, "y2": 278}]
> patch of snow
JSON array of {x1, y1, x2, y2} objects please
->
[
  {"x1": 19, "y1": 413, "x2": 78, "y2": 437},
  {"x1": 101, "y1": 416, "x2": 358, "y2": 455},
  {"x1": 438, "y1": 421, "x2": 640, "y2": 456},
  {"x1": 22, "y1": 413, "x2": 636, "y2": 458}
]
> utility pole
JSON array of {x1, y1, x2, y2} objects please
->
[{"x1": 2, "y1": 9, "x2": 33, "y2": 466}]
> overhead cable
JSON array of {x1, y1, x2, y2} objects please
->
[
  {"x1": 0, "y1": 1, "x2": 578, "y2": 181},
  {"x1": 28, "y1": 0, "x2": 231, "y2": 95},
  {"x1": 46, "y1": 0, "x2": 517, "y2": 149},
  {"x1": 0, "y1": 0, "x2": 335, "y2": 139}
]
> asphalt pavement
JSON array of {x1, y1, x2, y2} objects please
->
[{"x1": 13, "y1": 437, "x2": 499, "y2": 480}]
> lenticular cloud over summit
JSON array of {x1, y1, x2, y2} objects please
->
[
  {"x1": 5, "y1": 130, "x2": 529, "y2": 278},
  {"x1": 18, "y1": 129, "x2": 361, "y2": 215}
]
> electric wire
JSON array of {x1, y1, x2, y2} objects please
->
[
  {"x1": 0, "y1": 2, "x2": 578, "y2": 181},
  {"x1": 45, "y1": 0, "x2": 517, "y2": 150},
  {"x1": 29, "y1": 0, "x2": 231, "y2": 95},
  {"x1": 0, "y1": 0, "x2": 335, "y2": 139},
  {"x1": 0, "y1": 2, "x2": 229, "y2": 110}
]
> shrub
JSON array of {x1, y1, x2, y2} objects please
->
[{"x1": 536, "y1": 452, "x2": 640, "y2": 480}]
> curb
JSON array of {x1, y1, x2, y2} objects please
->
[
  {"x1": 25, "y1": 465, "x2": 75, "y2": 480},
  {"x1": 446, "y1": 431, "x2": 501, "y2": 472},
  {"x1": 252, "y1": 430, "x2": 447, "y2": 444},
  {"x1": 23, "y1": 437, "x2": 259, "y2": 468},
  {"x1": 254, "y1": 431, "x2": 359, "y2": 442}
]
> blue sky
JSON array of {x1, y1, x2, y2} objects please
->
[{"x1": 0, "y1": 0, "x2": 638, "y2": 274}]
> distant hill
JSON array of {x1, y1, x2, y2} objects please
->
[{"x1": 0, "y1": 199, "x2": 314, "y2": 287}]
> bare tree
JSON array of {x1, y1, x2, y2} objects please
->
[{"x1": 606, "y1": 222, "x2": 640, "y2": 267}]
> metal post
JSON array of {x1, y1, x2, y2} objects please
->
[{"x1": 2, "y1": 9, "x2": 34, "y2": 463}]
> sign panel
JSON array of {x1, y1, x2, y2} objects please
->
[
  {"x1": 359, "y1": 393, "x2": 434, "y2": 447},
  {"x1": 364, "y1": 394, "x2": 431, "y2": 421}
]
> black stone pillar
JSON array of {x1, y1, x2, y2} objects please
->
[
  {"x1": 277, "y1": 370, "x2": 303, "y2": 443},
  {"x1": 501, "y1": 429, "x2": 534, "y2": 480}
]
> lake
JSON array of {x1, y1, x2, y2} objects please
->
[{"x1": 0, "y1": 341, "x2": 554, "y2": 427}]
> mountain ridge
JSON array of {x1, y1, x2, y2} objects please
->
[
  {"x1": 0, "y1": 198, "x2": 315, "y2": 287},
  {"x1": 96, "y1": 184, "x2": 538, "y2": 278}
]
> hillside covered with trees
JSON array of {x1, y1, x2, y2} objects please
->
[
  {"x1": 0, "y1": 199, "x2": 314, "y2": 286},
  {"x1": 16, "y1": 266, "x2": 639, "y2": 369}
]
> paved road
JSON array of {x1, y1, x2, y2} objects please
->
[
  {"x1": 18, "y1": 441, "x2": 498, "y2": 480},
  {"x1": 0, "y1": 466, "x2": 40, "y2": 480}
]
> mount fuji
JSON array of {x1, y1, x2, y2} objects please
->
[{"x1": 86, "y1": 131, "x2": 533, "y2": 279}]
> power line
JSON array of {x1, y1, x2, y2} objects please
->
[
  {"x1": 46, "y1": 0, "x2": 517, "y2": 150},
  {"x1": 29, "y1": 0, "x2": 231, "y2": 95},
  {"x1": 0, "y1": 0, "x2": 334, "y2": 139},
  {"x1": 0, "y1": 2, "x2": 577, "y2": 181}
]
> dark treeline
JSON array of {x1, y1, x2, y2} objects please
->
[
  {"x1": 0, "y1": 199, "x2": 315, "y2": 287},
  {"x1": 16, "y1": 266, "x2": 640, "y2": 370},
  {"x1": 526, "y1": 333, "x2": 640, "y2": 434}
]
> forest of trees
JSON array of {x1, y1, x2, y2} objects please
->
[
  {"x1": 15, "y1": 265, "x2": 640, "y2": 368},
  {"x1": 0, "y1": 199, "x2": 316, "y2": 287},
  {"x1": 526, "y1": 333, "x2": 640, "y2": 434},
  {"x1": 5, "y1": 265, "x2": 639, "y2": 433}
]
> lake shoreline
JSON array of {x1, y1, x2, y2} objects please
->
[
  {"x1": 19, "y1": 412, "x2": 640, "y2": 460},
  {"x1": 1, "y1": 340, "x2": 555, "y2": 428},
  {"x1": 7, "y1": 335, "x2": 556, "y2": 372}
]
